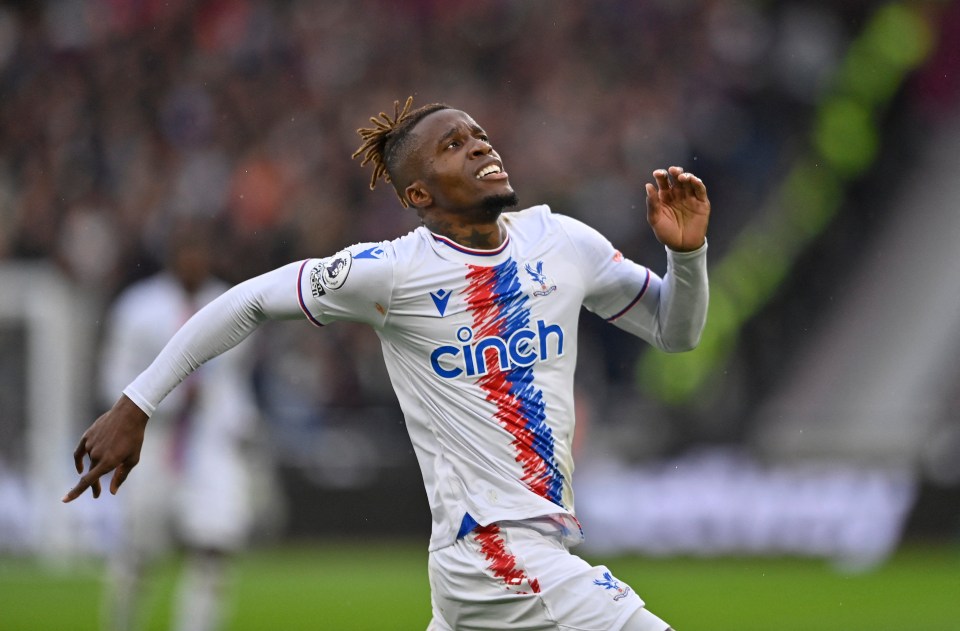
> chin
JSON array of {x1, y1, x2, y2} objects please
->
[{"x1": 481, "y1": 191, "x2": 519, "y2": 214}]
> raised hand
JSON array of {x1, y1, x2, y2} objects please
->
[
  {"x1": 62, "y1": 395, "x2": 148, "y2": 502},
  {"x1": 645, "y1": 166, "x2": 710, "y2": 252}
]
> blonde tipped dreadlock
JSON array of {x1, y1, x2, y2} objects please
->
[
  {"x1": 352, "y1": 97, "x2": 413, "y2": 191},
  {"x1": 352, "y1": 96, "x2": 448, "y2": 208}
]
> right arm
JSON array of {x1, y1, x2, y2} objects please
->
[
  {"x1": 124, "y1": 261, "x2": 306, "y2": 417},
  {"x1": 63, "y1": 261, "x2": 306, "y2": 502}
]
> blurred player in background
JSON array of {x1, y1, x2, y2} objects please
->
[
  {"x1": 66, "y1": 98, "x2": 710, "y2": 630},
  {"x1": 98, "y1": 222, "x2": 259, "y2": 631}
]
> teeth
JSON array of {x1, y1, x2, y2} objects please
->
[{"x1": 476, "y1": 164, "x2": 502, "y2": 179}]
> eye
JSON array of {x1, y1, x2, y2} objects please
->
[{"x1": 446, "y1": 139, "x2": 462, "y2": 150}]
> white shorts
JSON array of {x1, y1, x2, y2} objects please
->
[{"x1": 428, "y1": 516, "x2": 657, "y2": 631}]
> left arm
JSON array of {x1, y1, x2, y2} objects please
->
[
  {"x1": 575, "y1": 166, "x2": 710, "y2": 351},
  {"x1": 620, "y1": 243, "x2": 708, "y2": 352},
  {"x1": 630, "y1": 165, "x2": 710, "y2": 350}
]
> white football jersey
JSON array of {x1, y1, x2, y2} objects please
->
[
  {"x1": 294, "y1": 205, "x2": 706, "y2": 549},
  {"x1": 126, "y1": 204, "x2": 707, "y2": 551}
]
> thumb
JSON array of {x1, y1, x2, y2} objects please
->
[{"x1": 645, "y1": 183, "x2": 661, "y2": 222}]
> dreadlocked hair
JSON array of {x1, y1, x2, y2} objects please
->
[{"x1": 352, "y1": 96, "x2": 449, "y2": 207}]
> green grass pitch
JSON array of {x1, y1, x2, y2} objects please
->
[{"x1": 1, "y1": 541, "x2": 957, "y2": 630}]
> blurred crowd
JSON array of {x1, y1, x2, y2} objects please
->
[
  {"x1": 0, "y1": 0, "x2": 841, "y2": 284},
  {"x1": 0, "y1": 0, "x2": 951, "y2": 459}
]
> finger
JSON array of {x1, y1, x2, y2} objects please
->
[
  {"x1": 73, "y1": 437, "x2": 88, "y2": 474},
  {"x1": 653, "y1": 169, "x2": 670, "y2": 191},
  {"x1": 110, "y1": 463, "x2": 130, "y2": 495},
  {"x1": 86, "y1": 457, "x2": 103, "y2": 498},
  {"x1": 667, "y1": 166, "x2": 684, "y2": 188},
  {"x1": 679, "y1": 172, "x2": 708, "y2": 201},
  {"x1": 692, "y1": 175, "x2": 708, "y2": 201},
  {"x1": 62, "y1": 475, "x2": 94, "y2": 503},
  {"x1": 645, "y1": 183, "x2": 661, "y2": 222},
  {"x1": 62, "y1": 462, "x2": 110, "y2": 503}
]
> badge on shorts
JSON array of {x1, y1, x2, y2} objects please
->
[
  {"x1": 593, "y1": 571, "x2": 632, "y2": 601},
  {"x1": 319, "y1": 250, "x2": 353, "y2": 290}
]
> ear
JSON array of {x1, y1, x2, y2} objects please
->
[{"x1": 405, "y1": 181, "x2": 432, "y2": 209}]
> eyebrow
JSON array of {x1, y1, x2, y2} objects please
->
[
  {"x1": 437, "y1": 124, "x2": 486, "y2": 147},
  {"x1": 437, "y1": 127, "x2": 459, "y2": 146}
]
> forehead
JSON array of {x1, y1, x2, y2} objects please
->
[{"x1": 412, "y1": 109, "x2": 484, "y2": 144}]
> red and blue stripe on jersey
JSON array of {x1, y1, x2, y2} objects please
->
[{"x1": 463, "y1": 259, "x2": 565, "y2": 507}]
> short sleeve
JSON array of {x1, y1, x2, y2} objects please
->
[
  {"x1": 297, "y1": 242, "x2": 395, "y2": 328},
  {"x1": 553, "y1": 214, "x2": 655, "y2": 321}
]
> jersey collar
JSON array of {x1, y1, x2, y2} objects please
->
[{"x1": 425, "y1": 226, "x2": 513, "y2": 265}]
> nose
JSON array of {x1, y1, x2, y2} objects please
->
[{"x1": 469, "y1": 138, "x2": 492, "y2": 157}]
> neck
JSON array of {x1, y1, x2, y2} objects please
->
[{"x1": 420, "y1": 209, "x2": 505, "y2": 250}]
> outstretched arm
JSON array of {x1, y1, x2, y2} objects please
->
[{"x1": 63, "y1": 261, "x2": 306, "y2": 502}]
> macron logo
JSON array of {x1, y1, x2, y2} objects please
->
[{"x1": 430, "y1": 289, "x2": 451, "y2": 316}]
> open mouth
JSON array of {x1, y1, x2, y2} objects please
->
[{"x1": 476, "y1": 163, "x2": 505, "y2": 179}]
